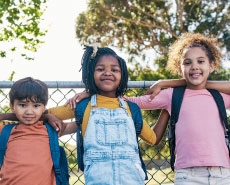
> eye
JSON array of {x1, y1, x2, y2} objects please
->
[
  {"x1": 34, "y1": 104, "x2": 41, "y2": 108},
  {"x1": 112, "y1": 69, "x2": 119, "y2": 72},
  {"x1": 19, "y1": 103, "x2": 26, "y2": 107},
  {"x1": 95, "y1": 68, "x2": 104, "y2": 72},
  {"x1": 183, "y1": 60, "x2": 191, "y2": 65},
  {"x1": 198, "y1": 60, "x2": 204, "y2": 64}
]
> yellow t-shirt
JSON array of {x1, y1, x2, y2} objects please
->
[
  {"x1": 0, "y1": 121, "x2": 14, "y2": 126},
  {"x1": 48, "y1": 95, "x2": 156, "y2": 145}
]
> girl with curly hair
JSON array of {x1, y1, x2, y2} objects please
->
[{"x1": 124, "y1": 32, "x2": 230, "y2": 184}]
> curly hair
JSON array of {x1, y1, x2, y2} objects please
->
[
  {"x1": 81, "y1": 46, "x2": 128, "y2": 97},
  {"x1": 167, "y1": 33, "x2": 222, "y2": 75}
]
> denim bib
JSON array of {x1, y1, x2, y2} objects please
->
[{"x1": 83, "y1": 95, "x2": 145, "y2": 185}]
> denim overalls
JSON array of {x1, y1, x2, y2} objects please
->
[{"x1": 83, "y1": 95, "x2": 145, "y2": 185}]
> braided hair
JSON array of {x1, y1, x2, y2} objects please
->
[{"x1": 81, "y1": 46, "x2": 128, "y2": 97}]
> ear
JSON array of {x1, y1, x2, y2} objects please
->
[
  {"x1": 210, "y1": 63, "x2": 214, "y2": 73},
  {"x1": 10, "y1": 103, "x2": 15, "y2": 113}
]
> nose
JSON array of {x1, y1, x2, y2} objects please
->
[
  {"x1": 104, "y1": 70, "x2": 112, "y2": 76},
  {"x1": 191, "y1": 62, "x2": 199, "y2": 70},
  {"x1": 25, "y1": 107, "x2": 33, "y2": 114}
]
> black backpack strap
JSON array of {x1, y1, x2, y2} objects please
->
[
  {"x1": 169, "y1": 86, "x2": 186, "y2": 171},
  {"x1": 0, "y1": 124, "x2": 17, "y2": 169},
  {"x1": 207, "y1": 89, "x2": 230, "y2": 154},
  {"x1": 44, "y1": 122, "x2": 62, "y2": 184},
  {"x1": 126, "y1": 101, "x2": 148, "y2": 180},
  {"x1": 74, "y1": 97, "x2": 91, "y2": 171}
]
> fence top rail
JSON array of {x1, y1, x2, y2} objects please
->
[{"x1": 0, "y1": 81, "x2": 156, "y2": 88}]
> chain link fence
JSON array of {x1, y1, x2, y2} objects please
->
[{"x1": 0, "y1": 81, "x2": 174, "y2": 185}]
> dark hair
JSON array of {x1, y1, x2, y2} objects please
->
[
  {"x1": 9, "y1": 77, "x2": 48, "y2": 105},
  {"x1": 81, "y1": 46, "x2": 128, "y2": 97}
]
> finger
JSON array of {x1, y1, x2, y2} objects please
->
[
  {"x1": 56, "y1": 121, "x2": 63, "y2": 132},
  {"x1": 64, "y1": 100, "x2": 69, "y2": 107},
  {"x1": 148, "y1": 92, "x2": 157, "y2": 101},
  {"x1": 51, "y1": 122, "x2": 59, "y2": 132}
]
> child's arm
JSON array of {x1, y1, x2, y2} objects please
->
[
  {"x1": 140, "y1": 109, "x2": 169, "y2": 145},
  {"x1": 153, "y1": 109, "x2": 170, "y2": 145},
  {"x1": 206, "y1": 81, "x2": 230, "y2": 94},
  {"x1": 146, "y1": 79, "x2": 186, "y2": 100},
  {"x1": 42, "y1": 113, "x2": 65, "y2": 134},
  {"x1": 60, "y1": 121, "x2": 78, "y2": 136},
  {"x1": 0, "y1": 113, "x2": 18, "y2": 121}
]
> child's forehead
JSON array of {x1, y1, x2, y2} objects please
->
[
  {"x1": 96, "y1": 55, "x2": 120, "y2": 65},
  {"x1": 15, "y1": 97, "x2": 41, "y2": 103}
]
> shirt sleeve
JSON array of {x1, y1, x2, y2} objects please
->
[
  {"x1": 123, "y1": 88, "x2": 172, "y2": 111},
  {"x1": 139, "y1": 120, "x2": 156, "y2": 146},
  {"x1": 0, "y1": 125, "x2": 4, "y2": 135},
  {"x1": 48, "y1": 104, "x2": 75, "y2": 120},
  {"x1": 0, "y1": 121, "x2": 15, "y2": 126}
]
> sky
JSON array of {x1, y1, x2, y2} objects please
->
[{"x1": 0, "y1": 0, "x2": 88, "y2": 81}]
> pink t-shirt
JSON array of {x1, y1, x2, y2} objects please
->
[{"x1": 124, "y1": 88, "x2": 230, "y2": 169}]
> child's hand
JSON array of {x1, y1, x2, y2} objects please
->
[
  {"x1": 145, "y1": 81, "x2": 162, "y2": 101},
  {"x1": 64, "y1": 92, "x2": 90, "y2": 109},
  {"x1": 45, "y1": 113, "x2": 64, "y2": 135}
]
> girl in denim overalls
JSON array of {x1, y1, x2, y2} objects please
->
[
  {"x1": 58, "y1": 46, "x2": 169, "y2": 185},
  {"x1": 78, "y1": 46, "x2": 150, "y2": 185}
]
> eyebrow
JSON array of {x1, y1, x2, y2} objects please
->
[
  {"x1": 95, "y1": 64, "x2": 120, "y2": 67},
  {"x1": 184, "y1": 56, "x2": 206, "y2": 60}
]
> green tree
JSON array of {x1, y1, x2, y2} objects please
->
[
  {"x1": 76, "y1": 0, "x2": 230, "y2": 62},
  {"x1": 0, "y1": 0, "x2": 47, "y2": 61}
]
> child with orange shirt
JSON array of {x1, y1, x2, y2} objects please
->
[{"x1": 0, "y1": 77, "x2": 68, "y2": 185}]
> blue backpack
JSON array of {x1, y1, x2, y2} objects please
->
[
  {"x1": 74, "y1": 97, "x2": 148, "y2": 180},
  {"x1": 169, "y1": 86, "x2": 230, "y2": 171},
  {"x1": 0, "y1": 122, "x2": 70, "y2": 185}
]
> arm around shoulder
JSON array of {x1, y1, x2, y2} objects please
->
[
  {"x1": 60, "y1": 122, "x2": 78, "y2": 136},
  {"x1": 206, "y1": 81, "x2": 230, "y2": 94}
]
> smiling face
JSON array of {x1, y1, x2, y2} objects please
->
[
  {"x1": 94, "y1": 55, "x2": 121, "y2": 98},
  {"x1": 10, "y1": 99, "x2": 46, "y2": 125},
  {"x1": 181, "y1": 47, "x2": 214, "y2": 90}
]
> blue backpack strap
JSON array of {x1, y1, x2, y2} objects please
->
[
  {"x1": 126, "y1": 100, "x2": 143, "y2": 135},
  {"x1": 74, "y1": 97, "x2": 91, "y2": 171},
  {"x1": 170, "y1": 86, "x2": 186, "y2": 171},
  {"x1": 207, "y1": 89, "x2": 230, "y2": 155},
  {"x1": 126, "y1": 101, "x2": 148, "y2": 179},
  {"x1": 0, "y1": 124, "x2": 18, "y2": 169},
  {"x1": 44, "y1": 122, "x2": 62, "y2": 184}
]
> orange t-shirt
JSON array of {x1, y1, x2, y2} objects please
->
[{"x1": 0, "y1": 121, "x2": 56, "y2": 185}]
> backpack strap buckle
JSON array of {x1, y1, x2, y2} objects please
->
[{"x1": 54, "y1": 167, "x2": 61, "y2": 175}]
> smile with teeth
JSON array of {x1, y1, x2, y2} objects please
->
[{"x1": 190, "y1": 73, "x2": 202, "y2": 78}]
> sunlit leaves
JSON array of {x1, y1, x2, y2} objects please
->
[{"x1": 0, "y1": 0, "x2": 47, "y2": 60}]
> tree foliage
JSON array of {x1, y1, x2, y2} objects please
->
[
  {"x1": 76, "y1": 0, "x2": 230, "y2": 69},
  {"x1": 0, "y1": 0, "x2": 47, "y2": 60}
]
